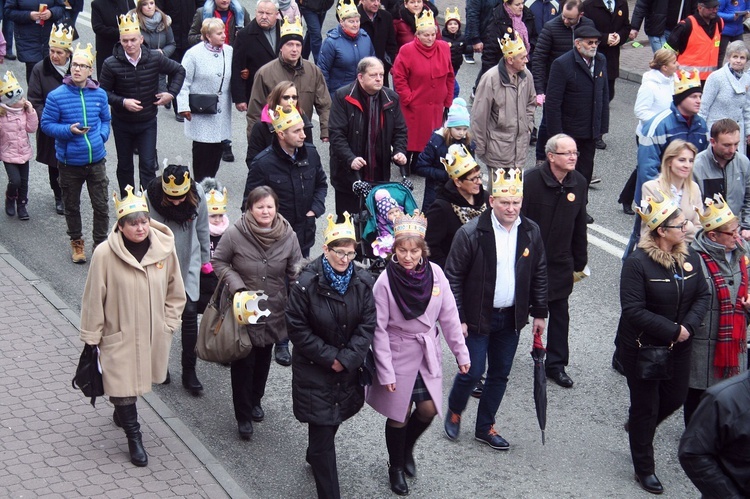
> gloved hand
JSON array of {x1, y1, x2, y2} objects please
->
[
  {"x1": 201, "y1": 262, "x2": 213, "y2": 274},
  {"x1": 352, "y1": 180, "x2": 372, "y2": 198}
]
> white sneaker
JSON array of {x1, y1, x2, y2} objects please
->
[{"x1": 463, "y1": 54, "x2": 476, "y2": 64}]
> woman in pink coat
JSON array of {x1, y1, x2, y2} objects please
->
[
  {"x1": 366, "y1": 210, "x2": 470, "y2": 496},
  {"x1": 391, "y1": 13, "x2": 454, "y2": 175}
]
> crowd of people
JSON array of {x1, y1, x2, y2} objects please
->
[{"x1": 2, "y1": 0, "x2": 750, "y2": 496}]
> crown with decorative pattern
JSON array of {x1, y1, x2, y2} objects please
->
[
  {"x1": 72, "y1": 43, "x2": 95, "y2": 67},
  {"x1": 393, "y1": 209, "x2": 428, "y2": 239},
  {"x1": 0, "y1": 71, "x2": 21, "y2": 97},
  {"x1": 500, "y1": 31, "x2": 526, "y2": 58},
  {"x1": 270, "y1": 104, "x2": 303, "y2": 132},
  {"x1": 324, "y1": 212, "x2": 357, "y2": 245},
  {"x1": 445, "y1": 7, "x2": 461, "y2": 24},
  {"x1": 49, "y1": 23, "x2": 74, "y2": 51},
  {"x1": 118, "y1": 13, "x2": 141, "y2": 35},
  {"x1": 280, "y1": 16, "x2": 304, "y2": 39},
  {"x1": 162, "y1": 171, "x2": 191, "y2": 197},
  {"x1": 206, "y1": 188, "x2": 228, "y2": 214},
  {"x1": 696, "y1": 193, "x2": 736, "y2": 231},
  {"x1": 492, "y1": 168, "x2": 523, "y2": 198},
  {"x1": 441, "y1": 144, "x2": 478, "y2": 179},
  {"x1": 415, "y1": 9, "x2": 435, "y2": 32},
  {"x1": 337, "y1": 0, "x2": 359, "y2": 19},
  {"x1": 233, "y1": 290, "x2": 271, "y2": 325},
  {"x1": 674, "y1": 69, "x2": 700, "y2": 95},
  {"x1": 637, "y1": 188, "x2": 680, "y2": 230},
  {"x1": 113, "y1": 185, "x2": 149, "y2": 220}
]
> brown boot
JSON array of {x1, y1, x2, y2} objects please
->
[{"x1": 71, "y1": 239, "x2": 86, "y2": 264}]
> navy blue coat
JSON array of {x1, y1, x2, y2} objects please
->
[
  {"x1": 4, "y1": 0, "x2": 64, "y2": 63},
  {"x1": 318, "y1": 26, "x2": 375, "y2": 96}
]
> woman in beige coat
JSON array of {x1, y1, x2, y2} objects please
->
[{"x1": 80, "y1": 186, "x2": 186, "y2": 468}]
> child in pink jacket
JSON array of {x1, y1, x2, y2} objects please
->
[{"x1": 0, "y1": 71, "x2": 39, "y2": 220}]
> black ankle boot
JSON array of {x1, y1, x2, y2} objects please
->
[
  {"x1": 55, "y1": 197, "x2": 64, "y2": 215},
  {"x1": 114, "y1": 404, "x2": 148, "y2": 467},
  {"x1": 182, "y1": 367, "x2": 203, "y2": 395},
  {"x1": 16, "y1": 198, "x2": 29, "y2": 220},
  {"x1": 5, "y1": 192, "x2": 16, "y2": 217},
  {"x1": 388, "y1": 465, "x2": 409, "y2": 496},
  {"x1": 385, "y1": 424, "x2": 409, "y2": 495},
  {"x1": 403, "y1": 415, "x2": 432, "y2": 478}
]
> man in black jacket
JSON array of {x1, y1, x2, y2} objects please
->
[
  {"x1": 99, "y1": 14, "x2": 185, "y2": 196},
  {"x1": 329, "y1": 57, "x2": 407, "y2": 218},
  {"x1": 443, "y1": 168, "x2": 548, "y2": 450},
  {"x1": 358, "y1": 0, "x2": 398, "y2": 85},
  {"x1": 521, "y1": 134, "x2": 587, "y2": 388},
  {"x1": 629, "y1": 0, "x2": 697, "y2": 51}
]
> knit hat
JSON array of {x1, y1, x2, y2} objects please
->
[
  {"x1": 0, "y1": 71, "x2": 23, "y2": 106},
  {"x1": 280, "y1": 17, "x2": 304, "y2": 46},
  {"x1": 375, "y1": 189, "x2": 401, "y2": 219},
  {"x1": 445, "y1": 98, "x2": 470, "y2": 128},
  {"x1": 673, "y1": 69, "x2": 702, "y2": 106}
]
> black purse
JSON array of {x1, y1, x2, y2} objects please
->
[
  {"x1": 359, "y1": 349, "x2": 376, "y2": 387},
  {"x1": 188, "y1": 50, "x2": 225, "y2": 115},
  {"x1": 635, "y1": 336, "x2": 674, "y2": 380},
  {"x1": 72, "y1": 344, "x2": 104, "y2": 407}
]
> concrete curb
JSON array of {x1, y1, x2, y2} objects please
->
[{"x1": 0, "y1": 243, "x2": 249, "y2": 499}]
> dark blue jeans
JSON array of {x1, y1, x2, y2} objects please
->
[
  {"x1": 112, "y1": 116, "x2": 157, "y2": 195},
  {"x1": 300, "y1": 6, "x2": 326, "y2": 63},
  {"x1": 447, "y1": 307, "x2": 519, "y2": 433}
]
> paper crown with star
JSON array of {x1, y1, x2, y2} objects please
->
[
  {"x1": 118, "y1": 13, "x2": 140, "y2": 35},
  {"x1": 492, "y1": 168, "x2": 523, "y2": 198},
  {"x1": 500, "y1": 31, "x2": 526, "y2": 58},
  {"x1": 445, "y1": 7, "x2": 461, "y2": 24},
  {"x1": 113, "y1": 185, "x2": 149, "y2": 220},
  {"x1": 337, "y1": 0, "x2": 359, "y2": 19},
  {"x1": 72, "y1": 43, "x2": 95, "y2": 67},
  {"x1": 637, "y1": 188, "x2": 680, "y2": 230},
  {"x1": 280, "y1": 16, "x2": 304, "y2": 38},
  {"x1": 270, "y1": 104, "x2": 303, "y2": 132},
  {"x1": 415, "y1": 9, "x2": 435, "y2": 32},
  {"x1": 393, "y1": 209, "x2": 428, "y2": 239},
  {"x1": 324, "y1": 212, "x2": 357, "y2": 245},
  {"x1": 695, "y1": 193, "x2": 736, "y2": 231},
  {"x1": 162, "y1": 170, "x2": 191, "y2": 197},
  {"x1": 49, "y1": 23, "x2": 74, "y2": 51},
  {"x1": 233, "y1": 290, "x2": 271, "y2": 325},
  {"x1": 206, "y1": 188, "x2": 228, "y2": 214},
  {"x1": 0, "y1": 71, "x2": 21, "y2": 97},
  {"x1": 441, "y1": 144, "x2": 478, "y2": 179},
  {"x1": 674, "y1": 69, "x2": 701, "y2": 95}
]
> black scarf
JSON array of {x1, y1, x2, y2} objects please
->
[
  {"x1": 146, "y1": 179, "x2": 198, "y2": 229},
  {"x1": 386, "y1": 258, "x2": 434, "y2": 320}
]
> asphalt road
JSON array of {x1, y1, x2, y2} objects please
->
[{"x1": 0, "y1": 5, "x2": 700, "y2": 498}]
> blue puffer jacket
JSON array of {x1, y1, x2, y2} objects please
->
[
  {"x1": 318, "y1": 26, "x2": 375, "y2": 96},
  {"x1": 40, "y1": 77, "x2": 111, "y2": 166},
  {"x1": 3, "y1": 0, "x2": 65, "y2": 63}
]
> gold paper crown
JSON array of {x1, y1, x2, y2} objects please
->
[
  {"x1": 72, "y1": 43, "x2": 95, "y2": 67},
  {"x1": 324, "y1": 212, "x2": 356, "y2": 245},
  {"x1": 636, "y1": 188, "x2": 679, "y2": 230},
  {"x1": 118, "y1": 13, "x2": 141, "y2": 35},
  {"x1": 162, "y1": 171, "x2": 191, "y2": 197},
  {"x1": 49, "y1": 23, "x2": 74, "y2": 50},
  {"x1": 206, "y1": 188, "x2": 228, "y2": 214},
  {"x1": 393, "y1": 209, "x2": 428, "y2": 239},
  {"x1": 233, "y1": 290, "x2": 271, "y2": 325},
  {"x1": 445, "y1": 7, "x2": 461, "y2": 24},
  {"x1": 500, "y1": 31, "x2": 526, "y2": 58},
  {"x1": 695, "y1": 193, "x2": 736, "y2": 231},
  {"x1": 492, "y1": 168, "x2": 523, "y2": 198},
  {"x1": 113, "y1": 185, "x2": 149, "y2": 220},
  {"x1": 0, "y1": 71, "x2": 21, "y2": 96},
  {"x1": 337, "y1": 0, "x2": 359, "y2": 19},
  {"x1": 674, "y1": 69, "x2": 700, "y2": 95},
  {"x1": 415, "y1": 9, "x2": 435, "y2": 32},
  {"x1": 270, "y1": 104, "x2": 303, "y2": 132},
  {"x1": 441, "y1": 144, "x2": 478, "y2": 179},
  {"x1": 280, "y1": 16, "x2": 304, "y2": 39}
]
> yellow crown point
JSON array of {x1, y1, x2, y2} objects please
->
[
  {"x1": 393, "y1": 209, "x2": 428, "y2": 239},
  {"x1": 695, "y1": 193, "x2": 736, "y2": 231},
  {"x1": 441, "y1": 144, "x2": 478, "y2": 179},
  {"x1": 162, "y1": 171, "x2": 191, "y2": 197},
  {"x1": 270, "y1": 104, "x2": 303, "y2": 132},
  {"x1": 445, "y1": 7, "x2": 461, "y2": 24},
  {"x1": 492, "y1": 168, "x2": 523, "y2": 198},
  {"x1": 113, "y1": 185, "x2": 149, "y2": 220},
  {"x1": 337, "y1": 0, "x2": 359, "y2": 19},
  {"x1": 49, "y1": 23, "x2": 74, "y2": 50},
  {"x1": 674, "y1": 69, "x2": 701, "y2": 95},
  {"x1": 500, "y1": 31, "x2": 526, "y2": 58},
  {"x1": 206, "y1": 187, "x2": 228, "y2": 214},
  {"x1": 415, "y1": 9, "x2": 435, "y2": 32},
  {"x1": 72, "y1": 42, "x2": 95, "y2": 67},
  {"x1": 118, "y1": 13, "x2": 141, "y2": 35},
  {"x1": 324, "y1": 212, "x2": 357, "y2": 245},
  {"x1": 0, "y1": 71, "x2": 21, "y2": 96},
  {"x1": 636, "y1": 188, "x2": 680, "y2": 230},
  {"x1": 280, "y1": 16, "x2": 304, "y2": 39},
  {"x1": 233, "y1": 290, "x2": 271, "y2": 325}
]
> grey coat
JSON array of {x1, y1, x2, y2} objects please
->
[
  {"x1": 698, "y1": 63, "x2": 750, "y2": 156},
  {"x1": 693, "y1": 147, "x2": 750, "y2": 230},
  {"x1": 690, "y1": 231, "x2": 749, "y2": 390}
]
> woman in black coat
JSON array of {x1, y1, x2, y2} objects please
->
[
  {"x1": 478, "y1": 0, "x2": 536, "y2": 82},
  {"x1": 286, "y1": 214, "x2": 376, "y2": 499},
  {"x1": 4, "y1": 0, "x2": 65, "y2": 80},
  {"x1": 617, "y1": 197, "x2": 710, "y2": 495}
]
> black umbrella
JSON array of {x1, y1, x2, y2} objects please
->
[{"x1": 530, "y1": 331, "x2": 547, "y2": 444}]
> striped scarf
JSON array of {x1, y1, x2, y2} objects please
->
[{"x1": 699, "y1": 252, "x2": 748, "y2": 378}]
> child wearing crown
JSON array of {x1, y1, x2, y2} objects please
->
[
  {"x1": 441, "y1": 7, "x2": 471, "y2": 97},
  {"x1": 196, "y1": 177, "x2": 229, "y2": 313},
  {"x1": 0, "y1": 70, "x2": 39, "y2": 221}
]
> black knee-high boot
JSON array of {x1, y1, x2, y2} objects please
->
[
  {"x1": 385, "y1": 424, "x2": 409, "y2": 496},
  {"x1": 403, "y1": 414, "x2": 433, "y2": 478},
  {"x1": 114, "y1": 404, "x2": 148, "y2": 467},
  {"x1": 181, "y1": 298, "x2": 203, "y2": 395}
]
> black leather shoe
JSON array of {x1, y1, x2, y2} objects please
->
[
  {"x1": 622, "y1": 203, "x2": 635, "y2": 215},
  {"x1": 5, "y1": 53, "x2": 16, "y2": 61},
  {"x1": 162, "y1": 370, "x2": 171, "y2": 385},
  {"x1": 182, "y1": 368, "x2": 203, "y2": 396},
  {"x1": 55, "y1": 197, "x2": 64, "y2": 215},
  {"x1": 251, "y1": 405, "x2": 265, "y2": 422},
  {"x1": 388, "y1": 465, "x2": 409, "y2": 496},
  {"x1": 595, "y1": 137, "x2": 607, "y2": 149},
  {"x1": 548, "y1": 371, "x2": 574, "y2": 388},
  {"x1": 444, "y1": 410, "x2": 461, "y2": 440},
  {"x1": 274, "y1": 344, "x2": 292, "y2": 366},
  {"x1": 586, "y1": 213, "x2": 595, "y2": 224},
  {"x1": 471, "y1": 378, "x2": 483, "y2": 399},
  {"x1": 238, "y1": 420, "x2": 253, "y2": 440},
  {"x1": 635, "y1": 473, "x2": 663, "y2": 494}
]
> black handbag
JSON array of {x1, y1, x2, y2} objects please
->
[
  {"x1": 358, "y1": 349, "x2": 376, "y2": 387},
  {"x1": 635, "y1": 336, "x2": 674, "y2": 380},
  {"x1": 72, "y1": 344, "x2": 104, "y2": 407},
  {"x1": 188, "y1": 50, "x2": 225, "y2": 115}
]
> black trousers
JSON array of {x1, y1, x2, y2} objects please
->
[
  {"x1": 618, "y1": 137, "x2": 640, "y2": 206},
  {"x1": 545, "y1": 297, "x2": 570, "y2": 375},
  {"x1": 192, "y1": 141, "x2": 222, "y2": 183},
  {"x1": 307, "y1": 424, "x2": 340, "y2": 499},
  {"x1": 230, "y1": 344, "x2": 273, "y2": 423},
  {"x1": 573, "y1": 137, "x2": 596, "y2": 185}
]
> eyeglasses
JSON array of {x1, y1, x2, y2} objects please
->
[
  {"x1": 281, "y1": 94, "x2": 298, "y2": 101},
  {"x1": 662, "y1": 220, "x2": 689, "y2": 231},
  {"x1": 71, "y1": 63, "x2": 92, "y2": 70},
  {"x1": 580, "y1": 39, "x2": 600, "y2": 46},
  {"x1": 715, "y1": 226, "x2": 740, "y2": 236},
  {"x1": 462, "y1": 175, "x2": 482, "y2": 183},
  {"x1": 331, "y1": 249, "x2": 357, "y2": 260},
  {"x1": 551, "y1": 151, "x2": 579, "y2": 157}
]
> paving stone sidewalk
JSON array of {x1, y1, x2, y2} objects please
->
[{"x1": 0, "y1": 246, "x2": 247, "y2": 499}]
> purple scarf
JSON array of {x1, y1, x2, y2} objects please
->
[{"x1": 386, "y1": 258, "x2": 434, "y2": 320}]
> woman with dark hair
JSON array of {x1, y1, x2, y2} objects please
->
[
  {"x1": 286, "y1": 212, "x2": 376, "y2": 499},
  {"x1": 391, "y1": 0, "x2": 439, "y2": 49},
  {"x1": 146, "y1": 164, "x2": 210, "y2": 396},
  {"x1": 212, "y1": 185, "x2": 302, "y2": 439},
  {"x1": 617, "y1": 192, "x2": 710, "y2": 494},
  {"x1": 478, "y1": 0, "x2": 536, "y2": 83}
]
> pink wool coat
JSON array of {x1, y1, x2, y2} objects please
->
[
  {"x1": 366, "y1": 262, "x2": 470, "y2": 422},
  {"x1": 0, "y1": 104, "x2": 38, "y2": 164}
]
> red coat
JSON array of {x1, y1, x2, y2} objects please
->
[{"x1": 392, "y1": 39, "x2": 455, "y2": 152}]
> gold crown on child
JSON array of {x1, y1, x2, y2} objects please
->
[
  {"x1": 0, "y1": 71, "x2": 20, "y2": 96},
  {"x1": 49, "y1": 23, "x2": 74, "y2": 50},
  {"x1": 324, "y1": 212, "x2": 356, "y2": 245},
  {"x1": 113, "y1": 185, "x2": 149, "y2": 220},
  {"x1": 280, "y1": 16, "x2": 304, "y2": 38},
  {"x1": 233, "y1": 291, "x2": 271, "y2": 325},
  {"x1": 415, "y1": 9, "x2": 435, "y2": 31},
  {"x1": 696, "y1": 193, "x2": 736, "y2": 231},
  {"x1": 500, "y1": 31, "x2": 526, "y2": 58},
  {"x1": 162, "y1": 171, "x2": 191, "y2": 197},
  {"x1": 206, "y1": 188, "x2": 228, "y2": 214},
  {"x1": 445, "y1": 7, "x2": 461, "y2": 23},
  {"x1": 393, "y1": 209, "x2": 428, "y2": 239},
  {"x1": 636, "y1": 188, "x2": 679, "y2": 230},
  {"x1": 441, "y1": 144, "x2": 478, "y2": 179},
  {"x1": 674, "y1": 69, "x2": 700, "y2": 95},
  {"x1": 337, "y1": 0, "x2": 359, "y2": 19},
  {"x1": 270, "y1": 105, "x2": 303, "y2": 132},
  {"x1": 72, "y1": 43, "x2": 96, "y2": 67},
  {"x1": 118, "y1": 13, "x2": 141, "y2": 35},
  {"x1": 492, "y1": 168, "x2": 523, "y2": 198}
]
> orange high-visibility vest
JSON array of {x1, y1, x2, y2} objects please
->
[{"x1": 677, "y1": 15, "x2": 724, "y2": 81}]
